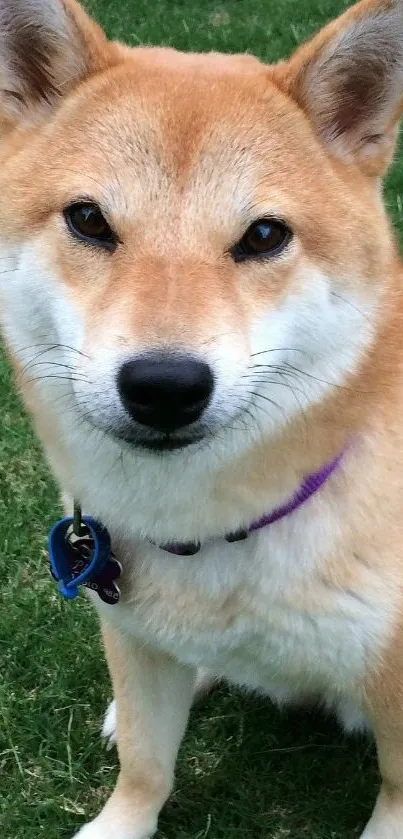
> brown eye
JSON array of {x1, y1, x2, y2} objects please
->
[
  {"x1": 64, "y1": 202, "x2": 117, "y2": 250},
  {"x1": 232, "y1": 218, "x2": 291, "y2": 262}
]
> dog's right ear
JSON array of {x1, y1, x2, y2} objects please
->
[
  {"x1": 0, "y1": 0, "x2": 115, "y2": 127},
  {"x1": 274, "y1": 0, "x2": 403, "y2": 176}
]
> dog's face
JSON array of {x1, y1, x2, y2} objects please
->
[{"x1": 0, "y1": 0, "x2": 402, "y2": 456}]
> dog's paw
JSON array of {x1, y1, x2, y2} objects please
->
[
  {"x1": 74, "y1": 825, "x2": 152, "y2": 839},
  {"x1": 73, "y1": 782, "x2": 159, "y2": 839},
  {"x1": 73, "y1": 813, "x2": 155, "y2": 839},
  {"x1": 101, "y1": 699, "x2": 117, "y2": 750},
  {"x1": 74, "y1": 825, "x2": 151, "y2": 839},
  {"x1": 360, "y1": 824, "x2": 401, "y2": 839},
  {"x1": 360, "y1": 799, "x2": 403, "y2": 839}
]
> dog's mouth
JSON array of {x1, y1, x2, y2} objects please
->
[
  {"x1": 79, "y1": 407, "x2": 209, "y2": 453},
  {"x1": 105, "y1": 424, "x2": 208, "y2": 453},
  {"x1": 129, "y1": 434, "x2": 205, "y2": 453}
]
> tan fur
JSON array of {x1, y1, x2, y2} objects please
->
[{"x1": 2, "y1": 1, "x2": 403, "y2": 837}]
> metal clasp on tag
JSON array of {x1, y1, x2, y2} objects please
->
[{"x1": 48, "y1": 505, "x2": 122, "y2": 604}]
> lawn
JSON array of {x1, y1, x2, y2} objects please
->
[{"x1": 1, "y1": 1, "x2": 403, "y2": 837}]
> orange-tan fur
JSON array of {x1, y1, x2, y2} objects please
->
[{"x1": 1, "y1": 1, "x2": 403, "y2": 837}]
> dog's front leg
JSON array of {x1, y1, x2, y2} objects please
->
[
  {"x1": 74, "y1": 619, "x2": 196, "y2": 839},
  {"x1": 360, "y1": 661, "x2": 403, "y2": 839},
  {"x1": 360, "y1": 732, "x2": 403, "y2": 839}
]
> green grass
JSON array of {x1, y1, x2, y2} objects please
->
[{"x1": 1, "y1": 0, "x2": 403, "y2": 837}]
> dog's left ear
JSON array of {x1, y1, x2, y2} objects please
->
[
  {"x1": 0, "y1": 0, "x2": 116, "y2": 127},
  {"x1": 274, "y1": 0, "x2": 403, "y2": 176}
]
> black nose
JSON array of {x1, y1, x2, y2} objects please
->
[{"x1": 117, "y1": 354, "x2": 214, "y2": 433}]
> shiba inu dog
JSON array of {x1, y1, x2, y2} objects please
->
[{"x1": 2, "y1": 0, "x2": 403, "y2": 835}]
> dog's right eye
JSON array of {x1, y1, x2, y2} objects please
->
[
  {"x1": 64, "y1": 202, "x2": 117, "y2": 251},
  {"x1": 231, "y1": 218, "x2": 291, "y2": 262}
]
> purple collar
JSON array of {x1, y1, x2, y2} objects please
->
[
  {"x1": 161, "y1": 451, "x2": 343, "y2": 556},
  {"x1": 50, "y1": 451, "x2": 344, "y2": 606}
]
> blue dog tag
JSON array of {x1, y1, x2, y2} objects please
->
[{"x1": 48, "y1": 515, "x2": 121, "y2": 604}]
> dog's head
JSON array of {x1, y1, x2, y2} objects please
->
[{"x1": 0, "y1": 0, "x2": 402, "y2": 457}]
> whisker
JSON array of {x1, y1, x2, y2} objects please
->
[
  {"x1": 248, "y1": 390, "x2": 284, "y2": 413},
  {"x1": 282, "y1": 362, "x2": 356, "y2": 393},
  {"x1": 23, "y1": 360, "x2": 84, "y2": 374},
  {"x1": 330, "y1": 290, "x2": 371, "y2": 323},
  {"x1": 240, "y1": 377, "x2": 306, "y2": 398},
  {"x1": 26, "y1": 374, "x2": 87, "y2": 384},
  {"x1": 250, "y1": 347, "x2": 306, "y2": 359},
  {"x1": 18, "y1": 342, "x2": 90, "y2": 360}
]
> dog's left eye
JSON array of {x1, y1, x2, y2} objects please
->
[
  {"x1": 64, "y1": 202, "x2": 117, "y2": 251},
  {"x1": 232, "y1": 218, "x2": 291, "y2": 262}
]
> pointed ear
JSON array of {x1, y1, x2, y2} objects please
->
[
  {"x1": 0, "y1": 0, "x2": 114, "y2": 125},
  {"x1": 274, "y1": 0, "x2": 403, "y2": 175}
]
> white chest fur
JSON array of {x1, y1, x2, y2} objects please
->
[{"x1": 94, "y1": 505, "x2": 389, "y2": 709}]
